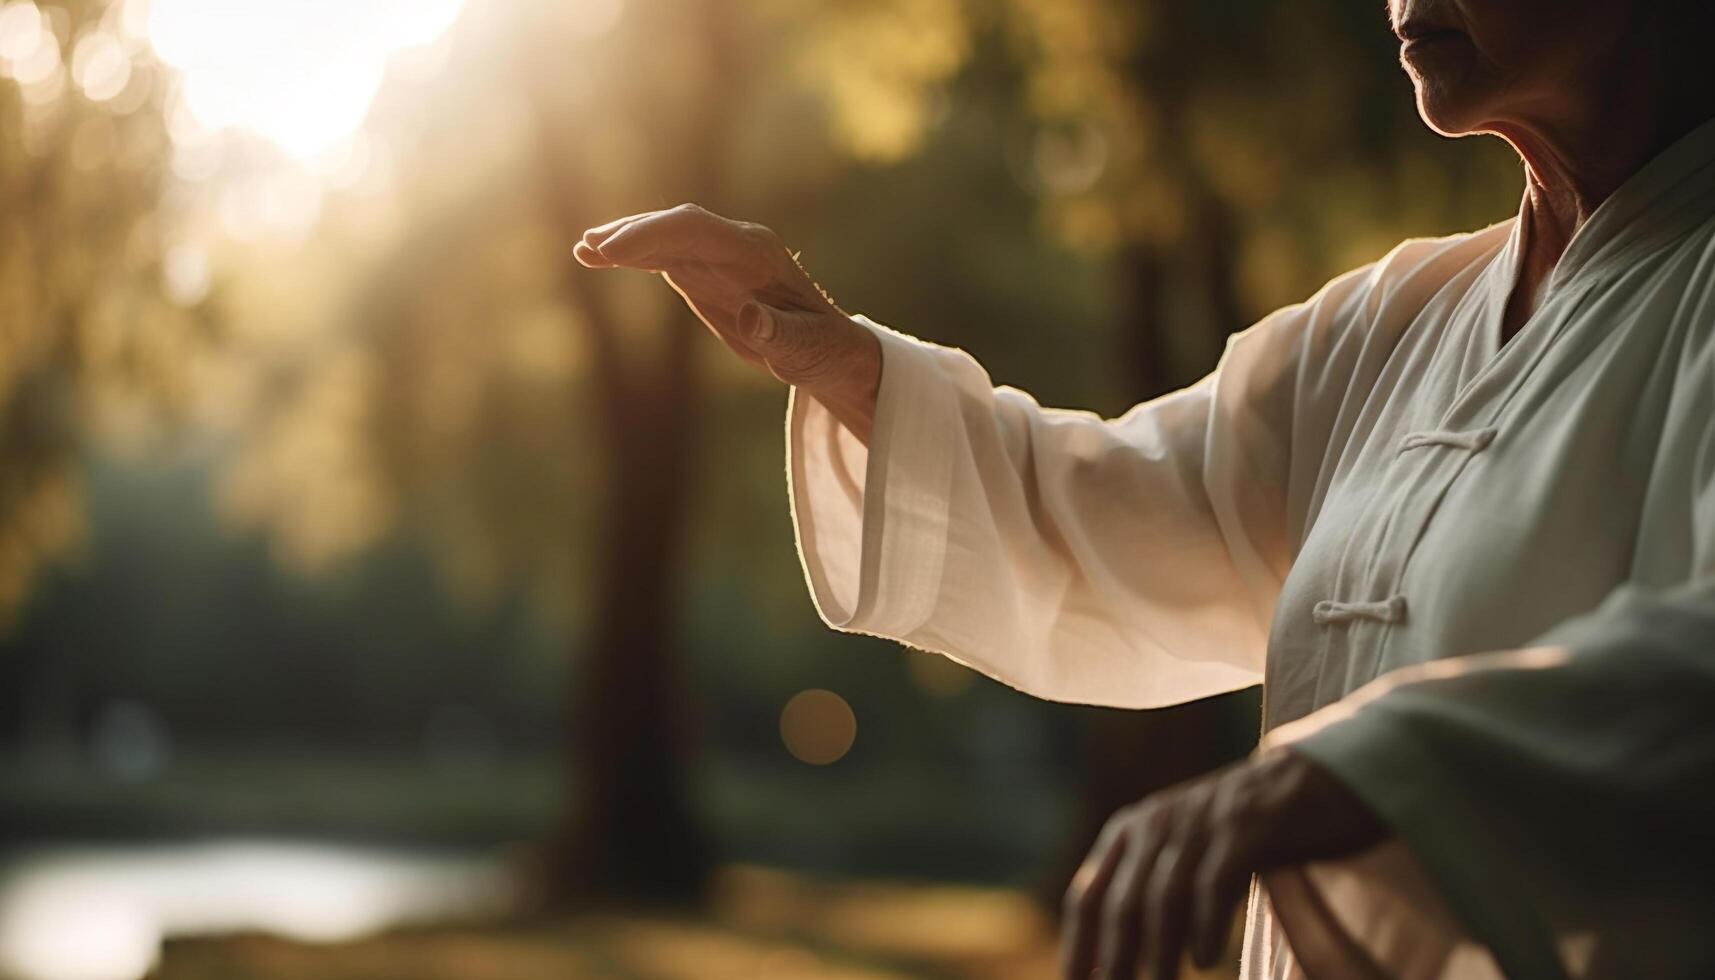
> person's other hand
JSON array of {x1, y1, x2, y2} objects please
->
[
  {"x1": 576, "y1": 204, "x2": 881, "y2": 436},
  {"x1": 1061, "y1": 748, "x2": 1388, "y2": 980}
]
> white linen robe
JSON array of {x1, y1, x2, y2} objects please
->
[{"x1": 785, "y1": 115, "x2": 1715, "y2": 978}]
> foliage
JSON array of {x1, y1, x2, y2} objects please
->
[
  {"x1": 182, "y1": 0, "x2": 1526, "y2": 624},
  {"x1": 0, "y1": 0, "x2": 1531, "y2": 630},
  {"x1": 0, "y1": 0, "x2": 1538, "y2": 911},
  {"x1": 0, "y1": 0, "x2": 201, "y2": 625},
  {"x1": 797, "y1": 0, "x2": 1520, "y2": 386}
]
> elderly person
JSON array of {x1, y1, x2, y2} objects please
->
[{"x1": 576, "y1": 0, "x2": 1715, "y2": 975}]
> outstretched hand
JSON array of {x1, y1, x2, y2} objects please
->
[
  {"x1": 576, "y1": 204, "x2": 882, "y2": 437},
  {"x1": 1061, "y1": 748, "x2": 1388, "y2": 980}
]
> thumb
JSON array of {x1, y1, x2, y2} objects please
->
[
  {"x1": 738, "y1": 301, "x2": 842, "y2": 384},
  {"x1": 738, "y1": 300, "x2": 783, "y2": 344}
]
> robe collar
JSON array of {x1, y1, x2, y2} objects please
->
[
  {"x1": 1479, "y1": 114, "x2": 1715, "y2": 353},
  {"x1": 1540, "y1": 112, "x2": 1715, "y2": 289}
]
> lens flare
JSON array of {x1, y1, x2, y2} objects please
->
[{"x1": 779, "y1": 689, "x2": 857, "y2": 766}]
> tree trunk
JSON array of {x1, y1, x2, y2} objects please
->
[
  {"x1": 518, "y1": 0, "x2": 741, "y2": 909},
  {"x1": 1116, "y1": 240, "x2": 1172, "y2": 397},
  {"x1": 538, "y1": 315, "x2": 710, "y2": 907}
]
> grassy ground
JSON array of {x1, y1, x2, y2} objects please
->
[{"x1": 154, "y1": 865, "x2": 1240, "y2": 979}]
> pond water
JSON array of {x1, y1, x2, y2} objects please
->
[{"x1": 0, "y1": 840, "x2": 509, "y2": 980}]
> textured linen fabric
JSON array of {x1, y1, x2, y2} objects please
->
[{"x1": 784, "y1": 115, "x2": 1715, "y2": 977}]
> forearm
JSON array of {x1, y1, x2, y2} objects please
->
[
  {"x1": 787, "y1": 314, "x2": 1272, "y2": 707},
  {"x1": 1274, "y1": 579, "x2": 1715, "y2": 978}
]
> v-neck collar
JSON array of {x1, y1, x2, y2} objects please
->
[
  {"x1": 1499, "y1": 113, "x2": 1715, "y2": 300},
  {"x1": 1477, "y1": 113, "x2": 1715, "y2": 364},
  {"x1": 1549, "y1": 113, "x2": 1715, "y2": 287},
  {"x1": 1455, "y1": 217, "x2": 1572, "y2": 417},
  {"x1": 1483, "y1": 212, "x2": 1529, "y2": 360}
]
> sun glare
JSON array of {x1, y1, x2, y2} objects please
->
[{"x1": 145, "y1": 0, "x2": 464, "y2": 160}]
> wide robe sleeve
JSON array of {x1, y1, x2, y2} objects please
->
[
  {"x1": 785, "y1": 261, "x2": 1380, "y2": 709},
  {"x1": 1268, "y1": 364, "x2": 1715, "y2": 979}
]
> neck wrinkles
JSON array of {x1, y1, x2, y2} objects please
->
[
  {"x1": 1513, "y1": 113, "x2": 1715, "y2": 290},
  {"x1": 1492, "y1": 11, "x2": 1715, "y2": 278}
]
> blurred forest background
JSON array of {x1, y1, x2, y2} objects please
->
[{"x1": 0, "y1": 0, "x2": 1518, "y2": 977}]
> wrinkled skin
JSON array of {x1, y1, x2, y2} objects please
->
[
  {"x1": 574, "y1": 203, "x2": 881, "y2": 442},
  {"x1": 575, "y1": 210, "x2": 1389, "y2": 980},
  {"x1": 1058, "y1": 749, "x2": 1385, "y2": 980},
  {"x1": 1390, "y1": 0, "x2": 1659, "y2": 139},
  {"x1": 577, "y1": 5, "x2": 1715, "y2": 977},
  {"x1": 1391, "y1": 0, "x2": 1715, "y2": 337}
]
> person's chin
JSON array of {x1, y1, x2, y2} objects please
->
[
  {"x1": 1402, "y1": 39, "x2": 1493, "y2": 137},
  {"x1": 1409, "y1": 76, "x2": 1493, "y2": 139}
]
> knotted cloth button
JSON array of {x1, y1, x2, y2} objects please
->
[
  {"x1": 1313, "y1": 595, "x2": 1408, "y2": 626},
  {"x1": 1398, "y1": 427, "x2": 1498, "y2": 453}
]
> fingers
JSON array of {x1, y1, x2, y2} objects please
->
[
  {"x1": 1190, "y1": 839, "x2": 1249, "y2": 969},
  {"x1": 1095, "y1": 803, "x2": 1180, "y2": 980},
  {"x1": 1143, "y1": 814, "x2": 1210, "y2": 980},
  {"x1": 581, "y1": 210, "x2": 656, "y2": 247},
  {"x1": 1061, "y1": 816, "x2": 1130, "y2": 980},
  {"x1": 577, "y1": 204, "x2": 829, "y2": 318},
  {"x1": 573, "y1": 206, "x2": 863, "y2": 390},
  {"x1": 577, "y1": 206, "x2": 729, "y2": 271},
  {"x1": 1094, "y1": 820, "x2": 1157, "y2": 980},
  {"x1": 576, "y1": 210, "x2": 657, "y2": 268},
  {"x1": 1062, "y1": 776, "x2": 1250, "y2": 980},
  {"x1": 1060, "y1": 754, "x2": 1391, "y2": 980},
  {"x1": 573, "y1": 240, "x2": 614, "y2": 269},
  {"x1": 592, "y1": 206, "x2": 704, "y2": 264},
  {"x1": 591, "y1": 203, "x2": 770, "y2": 270}
]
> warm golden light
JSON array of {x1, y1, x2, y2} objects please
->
[
  {"x1": 779, "y1": 689, "x2": 857, "y2": 766},
  {"x1": 70, "y1": 30, "x2": 129, "y2": 101},
  {"x1": 0, "y1": 1, "x2": 61, "y2": 87},
  {"x1": 144, "y1": 0, "x2": 465, "y2": 160},
  {"x1": 0, "y1": 843, "x2": 507, "y2": 980}
]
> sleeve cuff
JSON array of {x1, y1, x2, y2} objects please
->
[
  {"x1": 785, "y1": 314, "x2": 959, "y2": 639},
  {"x1": 1264, "y1": 649, "x2": 1575, "y2": 980}
]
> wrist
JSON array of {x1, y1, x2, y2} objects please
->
[{"x1": 803, "y1": 321, "x2": 881, "y2": 445}]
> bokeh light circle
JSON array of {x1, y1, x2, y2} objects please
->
[
  {"x1": 71, "y1": 31, "x2": 129, "y2": 102},
  {"x1": 778, "y1": 689, "x2": 856, "y2": 766},
  {"x1": 0, "y1": 3, "x2": 45, "y2": 63}
]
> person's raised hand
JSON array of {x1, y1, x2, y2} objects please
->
[
  {"x1": 1060, "y1": 748, "x2": 1388, "y2": 980},
  {"x1": 576, "y1": 204, "x2": 881, "y2": 438}
]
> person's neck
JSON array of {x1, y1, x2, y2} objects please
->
[
  {"x1": 1496, "y1": 33, "x2": 1715, "y2": 280},
  {"x1": 1488, "y1": 32, "x2": 1715, "y2": 340},
  {"x1": 1502, "y1": 113, "x2": 1705, "y2": 282}
]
